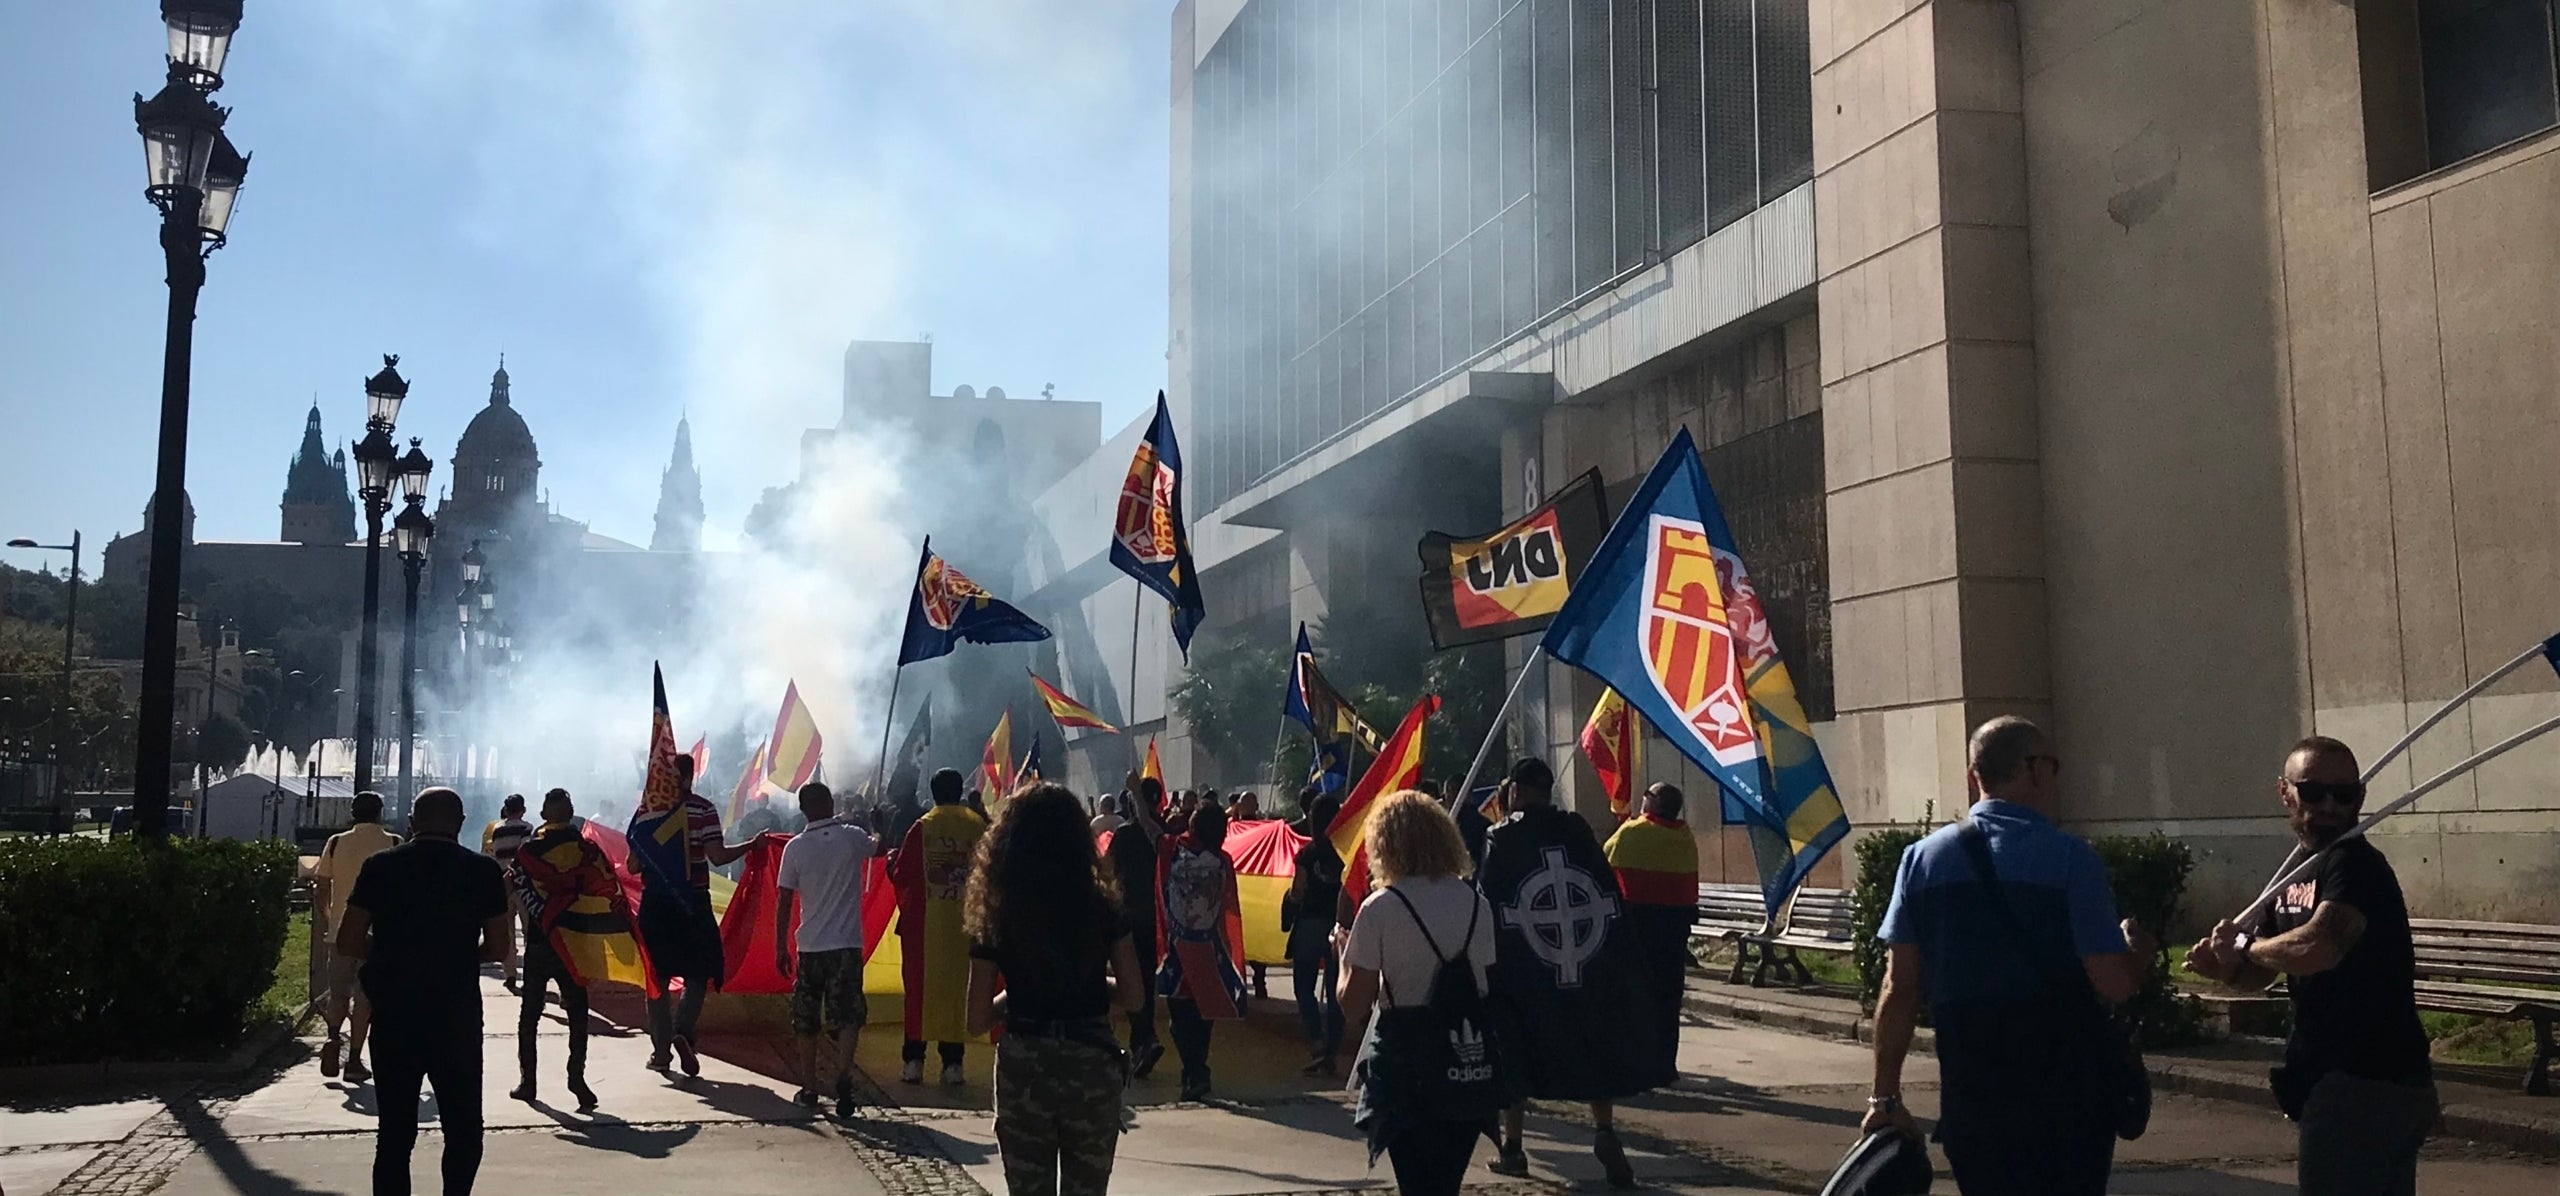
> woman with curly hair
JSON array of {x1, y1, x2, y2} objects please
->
[{"x1": 964, "y1": 782, "x2": 1146, "y2": 1196}]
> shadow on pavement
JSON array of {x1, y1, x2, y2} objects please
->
[{"x1": 167, "y1": 1091, "x2": 337, "y2": 1196}]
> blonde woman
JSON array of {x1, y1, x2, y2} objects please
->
[{"x1": 1333, "y1": 790, "x2": 1500, "y2": 1196}]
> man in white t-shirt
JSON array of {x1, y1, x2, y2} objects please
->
[
  {"x1": 776, "y1": 781, "x2": 876, "y2": 1115},
  {"x1": 314, "y1": 792, "x2": 401, "y2": 1083}
]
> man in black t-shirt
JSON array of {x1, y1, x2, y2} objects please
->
[
  {"x1": 2189, "y1": 736, "x2": 2438, "y2": 1196},
  {"x1": 1105, "y1": 774, "x2": 1167, "y2": 1078},
  {"x1": 338, "y1": 786, "x2": 511, "y2": 1196}
]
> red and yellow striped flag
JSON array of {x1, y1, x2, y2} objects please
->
[
  {"x1": 1028, "y1": 670, "x2": 1117, "y2": 733},
  {"x1": 1326, "y1": 694, "x2": 1440, "y2": 905},
  {"x1": 765, "y1": 682, "x2": 823, "y2": 794},
  {"x1": 1141, "y1": 737, "x2": 1164, "y2": 810},
  {"x1": 977, "y1": 711, "x2": 1014, "y2": 796},
  {"x1": 726, "y1": 739, "x2": 768, "y2": 824},
  {"x1": 1580, "y1": 687, "x2": 1642, "y2": 816}
]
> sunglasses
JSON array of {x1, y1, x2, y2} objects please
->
[{"x1": 2290, "y1": 780, "x2": 2366, "y2": 808}]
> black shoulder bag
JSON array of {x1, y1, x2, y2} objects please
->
[{"x1": 1953, "y1": 821, "x2": 2152, "y2": 1140}]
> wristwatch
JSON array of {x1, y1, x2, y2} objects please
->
[{"x1": 1865, "y1": 1094, "x2": 1903, "y2": 1113}]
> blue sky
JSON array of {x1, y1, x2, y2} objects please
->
[{"x1": 0, "y1": 1, "x2": 1172, "y2": 561}]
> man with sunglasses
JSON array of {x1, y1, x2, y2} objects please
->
[{"x1": 2187, "y1": 736, "x2": 2435, "y2": 1195}]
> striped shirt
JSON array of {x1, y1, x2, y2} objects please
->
[{"x1": 482, "y1": 817, "x2": 532, "y2": 865}]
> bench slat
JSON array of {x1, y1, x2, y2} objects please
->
[{"x1": 2412, "y1": 919, "x2": 2560, "y2": 942}]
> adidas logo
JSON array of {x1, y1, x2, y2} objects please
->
[{"x1": 1449, "y1": 1020, "x2": 1488, "y2": 1066}]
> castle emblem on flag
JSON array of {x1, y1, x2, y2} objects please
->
[
  {"x1": 1639, "y1": 515, "x2": 1760, "y2": 768},
  {"x1": 917, "y1": 555, "x2": 990, "y2": 632},
  {"x1": 1114, "y1": 441, "x2": 1180, "y2": 566}
]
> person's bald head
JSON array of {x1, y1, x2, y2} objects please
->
[{"x1": 411, "y1": 787, "x2": 465, "y2": 839}]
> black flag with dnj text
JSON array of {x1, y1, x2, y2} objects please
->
[
  {"x1": 1417, "y1": 469, "x2": 1608, "y2": 650},
  {"x1": 1476, "y1": 805, "x2": 1676, "y2": 1102}
]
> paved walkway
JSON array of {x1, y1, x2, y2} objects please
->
[{"x1": 4, "y1": 972, "x2": 2554, "y2": 1194}]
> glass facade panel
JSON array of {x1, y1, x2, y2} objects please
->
[{"x1": 1191, "y1": 0, "x2": 1815, "y2": 508}]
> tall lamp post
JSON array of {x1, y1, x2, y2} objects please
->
[
  {"x1": 453, "y1": 542, "x2": 483, "y2": 801},
  {"x1": 7, "y1": 534, "x2": 81, "y2": 835},
  {"x1": 131, "y1": 1, "x2": 249, "y2": 840},
  {"x1": 390, "y1": 440, "x2": 434, "y2": 822},
  {"x1": 349, "y1": 357, "x2": 408, "y2": 795}
]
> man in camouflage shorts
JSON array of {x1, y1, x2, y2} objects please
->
[{"x1": 777, "y1": 782, "x2": 876, "y2": 1117}]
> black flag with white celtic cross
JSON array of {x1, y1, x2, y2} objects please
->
[{"x1": 1476, "y1": 805, "x2": 1678, "y2": 1101}]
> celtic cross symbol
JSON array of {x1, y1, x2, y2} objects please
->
[{"x1": 1499, "y1": 846, "x2": 1619, "y2": 987}]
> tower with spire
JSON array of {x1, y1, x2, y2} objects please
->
[
  {"x1": 280, "y1": 404, "x2": 359, "y2": 545},
  {"x1": 651, "y1": 415, "x2": 704, "y2": 553}
]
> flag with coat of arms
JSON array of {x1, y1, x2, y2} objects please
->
[
  {"x1": 1539, "y1": 427, "x2": 1849, "y2": 920},
  {"x1": 898, "y1": 538, "x2": 1051, "y2": 666},
  {"x1": 1109, "y1": 392, "x2": 1207, "y2": 657}
]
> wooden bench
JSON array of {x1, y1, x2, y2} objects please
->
[
  {"x1": 2409, "y1": 918, "x2": 2560, "y2": 1096},
  {"x1": 1692, "y1": 882, "x2": 1855, "y2": 987}
]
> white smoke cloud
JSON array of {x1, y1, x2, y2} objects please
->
[{"x1": 282, "y1": 0, "x2": 1160, "y2": 805}]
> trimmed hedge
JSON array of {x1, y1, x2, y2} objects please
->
[
  {"x1": 0, "y1": 836, "x2": 298, "y2": 1064},
  {"x1": 1849, "y1": 823, "x2": 2208, "y2": 1047}
]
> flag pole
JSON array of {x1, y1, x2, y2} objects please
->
[
  {"x1": 871, "y1": 664, "x2": 903, "y2": 797},
  {"x1": 2232, "y1": 709, "x2": 2560, "y2": 927},
  {"x1": 1453, "y1": 645, "x2": 1545, "y2": 810},
  {"x1": 2246, "y1": 634, "x2": 2556, "y2": 905}
]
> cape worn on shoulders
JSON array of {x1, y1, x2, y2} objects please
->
[{"x1": 1477, "y1": 806, "x2": 1677, "y2": 1100}]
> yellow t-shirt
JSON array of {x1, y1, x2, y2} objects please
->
[{"x1": 316, "y1": 822, "x2": 399, "y2": 929}]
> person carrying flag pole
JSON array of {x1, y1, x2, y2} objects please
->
[{"x1": 627, "y1": 667, "x2": 749, "y2": 1077}]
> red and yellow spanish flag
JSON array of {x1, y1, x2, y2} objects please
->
[
  {"x1": 1326, "y1": 694, "x2": 1440, "y2": 906},
  {"x1": 765, "y1": 682, "x2": 823, "y2": 794},
  {"x1": 725, "y1": 739, "x2": 768, "y2": 824},
  {"x1": 1580, "y1": 687, "x2": 1642, "y2": 816},
  {"x1": 1142, "y1": 736, "x2": 1164, "y2": 794},
  {"x1": 1029, "y1": 669, "x2": 1117, "y2": 733},
  {"x1": 977, "y1": 711, "x2": 1014, "y2": 796},
  {"x1": 1602, "y1": 813, "x2": 1700, "y2": 908}
]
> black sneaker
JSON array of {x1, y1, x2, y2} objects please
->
[
  {"x1": 646, "y1": 1049, "x2": 672, "y2": 1071},
  {"x1": 1129, "y1": 1042, "x2": 1165, "y2": 1079},
  {"x1": 1593, "y1": 1127, "x2": 1636, "y2": 1190},
  {"x1": 835, "y1": 1075, "x2": 855, "y2": 1105},
  {"x1": 793, "y1": 1088, "x2": 821, "y2": 1109},
  {"x1": 1488, "y1": 1144, "x2": 1530, "y2": 1178},
  {"x1": 343, "y1": 1058, "x2": 372, "y2": 1084},
  {"x1": 508, "y1": 1078, "x2": 536, "y2": 1103},
  {"x1": 568, "y1": 1078, "x2": 598, "y2": 1111},
  {"x1": 672, "y1": 1034, "x2": 700, "y2": 1077}
]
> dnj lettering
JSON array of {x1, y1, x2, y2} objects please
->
[{"x1": 1464, "y1": 527, "x2": 1563, "y2": 594}]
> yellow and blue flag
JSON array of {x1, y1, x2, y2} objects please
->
[
  {"x1": 1539, "y1": 428, "x2": 1849, "y2": 919},
  {"x1": 898, "y1": 538, "x2": 1051, "y2": 666},
  {"x1": 1110, "y1": 393, "x2": 1207, "y2": 657},
  {"x1": 627, "y1": 664, "x2": 693, "y2": 896}
]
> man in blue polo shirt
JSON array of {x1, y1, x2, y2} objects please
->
[{"x1": 1860, "y1": 716, "x2": 2149, "y2": 1196}]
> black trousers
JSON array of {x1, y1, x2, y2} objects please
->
[
  {"x1": 901, "y1": 1038, "x2": 966, "y2": 1065},
  {"x1": 370, "y1": 1025, "x2": 483, "y2": 1196},
  {"x1": 1939, "y1": 1101, "x2": 2113, "y2": 1196},
  {"x1": 1167, "y1": 998, "x2": 1214, "y2": 1087},
  {"x1": 515, "y1": 944, "x2": 587, "y2": 1081},
  {"x1": 1290, "y1": 949, "x2": 1343, "y2": 1057},
  {"x1": 1386, "y1": 1119, "x2": 1481, "y2": 1196},
  {"x1": 1125, "y1": 930, "x2": 1160, "y2": 1051}
]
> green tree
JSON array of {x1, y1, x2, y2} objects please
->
[
  {"x1": 193, "y1": 712, "x2": 253, "y2": 776},
  {"x1": 1169, "y1": 630, "x2": 1291, "y2": 781}
]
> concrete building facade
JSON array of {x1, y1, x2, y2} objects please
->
[{"x1": 1103, "y1": 0, "x2": 2560, "y2": 921}]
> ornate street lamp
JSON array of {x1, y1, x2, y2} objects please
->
[
  {"x1": 129, "y1": 1, "x2": 251, "y2": 840},
  {"x1": 391, "y1": 438, "x2": 433, "y2": 821},
  {"x1": 349, "y1": 355, "x2": 406, "y2": 795}
]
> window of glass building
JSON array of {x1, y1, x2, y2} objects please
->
[
  {"x1": 2362, "y1": 0, "x2": 2560, "y2": 189},
  {"x1": 1187, "y1": 0, "x2": 1816, "y2": 511}
]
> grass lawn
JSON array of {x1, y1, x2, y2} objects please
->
[{"x1": 258, "y1": 908, "x2": 313, "y2": 1027}]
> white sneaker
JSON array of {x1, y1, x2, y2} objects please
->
[
  {"x1": 899, "y1": 1059, "x2": 924, "y2": 1083},
  {"x1": 940, "y1": 1063, "x2": 965, "y2": 1086}
]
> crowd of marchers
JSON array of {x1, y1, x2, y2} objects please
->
[{"x1": 308, "y1": 714, "x2": 2435, "y2": 1196}]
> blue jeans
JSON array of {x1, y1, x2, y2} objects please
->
[{"x1": 1291, "y1": 949, "x2": 1343, "y2": 1058}]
